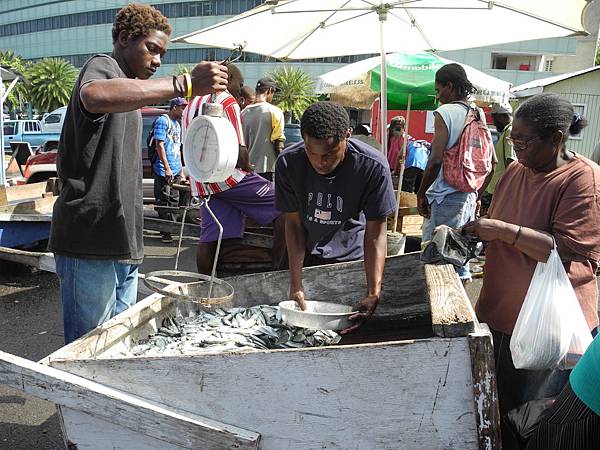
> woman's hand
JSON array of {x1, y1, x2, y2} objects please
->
[{"x1": 462, "y1": 218, "x2": 506, "y2": 242}]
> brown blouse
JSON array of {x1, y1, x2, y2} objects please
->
[{"x1": 475, "y1": 155, "x2": 600, "y2": 335}]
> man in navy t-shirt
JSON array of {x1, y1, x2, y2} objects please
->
[{"x1": 275, "y1": 102, "x2": 396, "y2": 333}]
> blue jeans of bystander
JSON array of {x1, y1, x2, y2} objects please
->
[
  {"x1": 54, "y1": 255, "x2": 138, "y2": 344},
  {"x1": 422, "y1": 191, "x2": 477, "y2": 280}
]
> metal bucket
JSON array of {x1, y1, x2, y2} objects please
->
[
  {"x1": 278, "y1": 300, "x2": 354, "y2": 331},
  {"x1": 387, "y1": 231, "x2": 406, "y2": 256}
]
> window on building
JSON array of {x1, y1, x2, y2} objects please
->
[
  {"x1": 544, "y1": 59, "x2": 554, "y2": 72},
  {"x1": 492, "y1": 54, "x2": 507, "y2": 70}
]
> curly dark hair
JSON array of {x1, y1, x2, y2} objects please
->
[
  {"x1": 515, "y1": 93, "x2": 588, "y2": 140},
  {"x1": 112, "y1": 3, "x2": 172, "y2": 44},
  {"x1": 435, "y1": 63, "x2": 476, "y2": 99},
  {"x1": 300, "y1": 101, "x2": 350, "y2": 141}
]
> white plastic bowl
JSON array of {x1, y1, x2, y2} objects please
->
[
  {"x1": 278, "y1": 300, "x2": 354, "y2": 331},
  {"x1": 184, "y1": 115, "x2": 239, "y2": 183}
]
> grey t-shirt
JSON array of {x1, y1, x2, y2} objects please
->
[
  {"x1": 241, "y1": 102, "x2": 286, "y2": 172},
  {"x1": 275, "y1": 138, "x2": 396, "y2": 262},
  {"x1": 49, "y1": 54, "x2": 143, "y2": 261}
]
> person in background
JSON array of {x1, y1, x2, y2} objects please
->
[
  {"x1": 351, "y1": 124, "x2": 379, "y2": 150},
  {"x1": 416, "y1": 63, "x2": 495, "y2": 282},
  {"x1": 463, "y1": 93, "x2": 600, "y2": 450},
  {"x1": 182, "y1": 65, "x2": 286, "y2": 275},
  {"x1": 242, "y1": 76, "x2": 286, "y2": 174},
  {"x1": 238, "y1": 85, "x2": 255, "y2": 110},
  {"x1": 49, "y1": 3, "x2": 228, "y2": 344},
  {"x1": 402, "y1": 139, "x2": 430, "y2": 193},
  {"x1": 386, "y1": 116, "x2": 406, "y2": 172},
  {"x1": 275, "y1": 101, "x2": 396, "y2": 334},
  {"x1": 152, "y1": 97, "x2": 187, "y2": 244},
  {"x1": 526, "y1": 333, "x2": 600, "y2": 450},
  {"x1": 481, "y1": 102, "x2": 516, "y2": 215}
]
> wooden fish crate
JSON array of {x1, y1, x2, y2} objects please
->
[
  {"x1": 0, "y1": 253, "x2": 500, "y2": 449},
  {"x1": 0, "y1": 179, "x2": 59, "y2": 247}
]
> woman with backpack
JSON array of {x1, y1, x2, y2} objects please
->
[
  {"x1": 416, "y1": 63, "x2": 495, "y2": 282},
  {"x1": 463, "y1": 93, "x2": 600, "y2": 449}
]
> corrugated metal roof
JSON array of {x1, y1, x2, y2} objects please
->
[{"x1": 511, "y1": 66, "x2": 600, "y2": 97}]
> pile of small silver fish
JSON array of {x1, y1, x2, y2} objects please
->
[{"x1": 129, "y1": 305, "x2": 341, "y2": 357}]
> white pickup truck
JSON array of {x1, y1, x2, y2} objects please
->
[{"x1": 3, "y1": 119, "x2": 61, "y2": 151}]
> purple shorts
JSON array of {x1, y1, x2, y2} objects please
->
[{"x1": 199, "y1": 172, "x2": 281, "y2": 243}]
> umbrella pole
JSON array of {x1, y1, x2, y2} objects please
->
[
  {"x1": 0, "y1": 68, "x2": 5, "y2": 187},
  {"x1": 392, "y1": 93, "x2": 412, "y2": 233},
  {"x1": 379, "y1": 15, "x2": 387, "y2": 156}
]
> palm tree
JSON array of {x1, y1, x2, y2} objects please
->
[
  {"x1": 269, "y1": 66, "x2": 317, "y2": 122},
  {"x1": 0, "y1": 50, "x2": 29, "y2": 116},
  {"x1": 174, "y1": 64, "x2": 193, "y2": 75},
  {"x1": 28, "y1": 57, "x2": 77, "y2": 113}
]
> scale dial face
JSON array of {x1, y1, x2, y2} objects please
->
[{"x1": 184, "y1": 115, "x2": 238, "y2": 183}]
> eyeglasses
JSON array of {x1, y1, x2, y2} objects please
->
[{"x1": 506, "y1": 135, "x2": 543, "y2": 151}]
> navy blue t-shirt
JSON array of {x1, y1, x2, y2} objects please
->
[{"x1": 275, "y1": 138, "x2": 396, "y2": 262}]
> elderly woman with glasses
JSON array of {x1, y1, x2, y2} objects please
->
[{"x1": 463, "y1": 93, "x2": 600, "y2": 449}]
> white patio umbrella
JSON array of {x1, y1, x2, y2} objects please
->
[{"x1": 174, "y1": 0, "x2": 590, "y2": 154}]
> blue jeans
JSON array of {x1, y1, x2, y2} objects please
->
[
  {"x1": 55, "y1": 255, "x2": 138, "y2": 344},
  {"x1": 422, "y1": 191, "x2": 476, "y2": 279}
]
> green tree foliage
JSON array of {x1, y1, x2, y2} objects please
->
[
  {"x1": 596, "y1": 40, "x2": 600, "y2": 65},
  {"x1": 28, "y1": 57, "x2": 77, "y2": 113},
  {"x1": 175, "y1": 64, "x2": 193, "y2": 75},
  {"x1": 0, "y1": 50, "x2": 29, "y2": 114},
  {"x1": 269, "y1": 66, "x2": 317, "y2": 122}
]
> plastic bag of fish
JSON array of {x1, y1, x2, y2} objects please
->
[{"x1": 129, "y1": 305, "x2": 342, "y2": 357}]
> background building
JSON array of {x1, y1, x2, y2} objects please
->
[{"x1": 511, "y1": 66, "x2": 600, "y2": 158}]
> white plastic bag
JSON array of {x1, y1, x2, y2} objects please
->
[{"x1": 510, "y1": 246, "x2": 593, "y2": 370}]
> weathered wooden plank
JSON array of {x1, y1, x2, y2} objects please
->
[
  {"x1": 0, "y1": 186, "x2": 7, "y2": 206},
  {"x1": 0, "y1": 246, "x2": 55, "y2": 272},
  {"x1": 468, "y1": 324, "x2": 501, "y2": 450},
  {"x1": 143, "y1": 216, "x2": 199, "y2": 236},
  {"x1": 0, "y1": 180, "x2": 52, "y2": 205},
  {"x1": 0, "y1": 350, "x2": 260, "y2": 449},
  {"x1": 0, "y1": 212, "x2": 53, "y2": 222},
  {"x1": 143, "y1": 217, "x2": 273, "y2": 249},
  {"x1": 51, "y1": 338, "x2": 478, "y2": 450},
  {"x1": 240, "y1": 232, "x2": 273, "y2": 249},
  {"x1": 424, "y1": 263, "x2": 475, "y2": 337},
  {"x1": 0, "y1": 195, "x2": 55, "y2": 215}
]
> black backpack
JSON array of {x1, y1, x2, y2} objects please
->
[{"x1": 147, "y1": 114, "x2": 173, "y2": 163}]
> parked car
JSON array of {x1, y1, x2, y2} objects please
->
[
  {"x1": 3, "y1": 119, "x2": 61, "y2": 151},
  {"x1": 21, "y1": 108, "x2": 168, "y2": 188},
  {"x1": 40, "y1": 106, "x2": 67, "y2": 133}
]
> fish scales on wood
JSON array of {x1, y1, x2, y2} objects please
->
[{"x1": 129, "y1": 305, "x2": 342, "y2": 357}]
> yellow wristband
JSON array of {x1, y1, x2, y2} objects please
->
[{"x1": 184, "y1": 73, "x2": 192, "y2": 99}]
